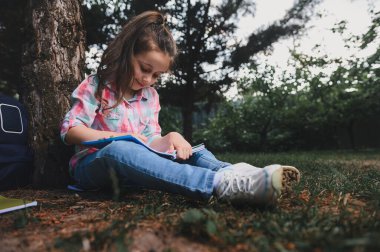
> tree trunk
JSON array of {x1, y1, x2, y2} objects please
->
[
  {"x1": 182, "y1": 106, "x2": 193, "y2": 143},
  {"x1": 21, "y1": 0, "x2": 86, "y2": 187},
  {"x1": 182, "y1": 73, "x2": 195, "y2": 143},
  {"x1": 347, "y1": 119, "x2": 356, "y2": 150}
]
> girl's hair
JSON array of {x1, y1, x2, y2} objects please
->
[{"x1": 96, "y1": 11, "x2": 177, "y2": 106}]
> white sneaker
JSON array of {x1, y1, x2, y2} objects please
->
[
  {"x1": 215, "y1": 163, "x2": 300, "y2": 205},
  {"x1": 265, "y1": 164, "x2": 301, "y2": 200}
]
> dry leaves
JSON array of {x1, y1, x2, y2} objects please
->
[{"x1": 297, "y1": 190, "x2": 368, "y2": 217}]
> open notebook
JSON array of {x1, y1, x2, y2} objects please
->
[{"x1": 82, "y1": 135, "x2": 205, "y2": 160}]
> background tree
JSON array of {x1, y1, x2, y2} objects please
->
[
  {"x1": 158, "y1": 0, "x2": 254, "y2": 142},
  {"x1": 0, "y1": 0, "x2": 25, "y2": 96},
  {"x1": 288, "y1": 12, "x2": 380, "y2": 149},
  {"x1": 199, "y1": 11, "x2": 380, "y2": 151},
  {"x1": 230, "y1": 0, "x2": 320, "y2": 67},
  {"x1": 160, "y1": 0, "x2": 320, "y2": 142},
  {"x1": 196, "y1": 65, "x2": 298, "y2": 151},
  {"x1": 82, "y1": 0, "x2": 169, "y2": 46},
  {"x1": 21, "y1": 0, "x2": 86, "y2": 187},
  {"x1": 238, "y1": 65, "x2": 297, "y2": 150}
]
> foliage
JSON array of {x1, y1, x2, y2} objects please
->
[
  {"x1": 82, "y1": 0, "x2": 170, "y2": 46},
  {"x1": 160, "y1": 0, "x2": 319, "y2": 141},
  {"x1": 194, "y1": 65, "x2": 301, "y2": 151},
  {"x1": 196, "y1": 11, "x2": 380, "y2": 151},
  {"x1": 230, "y1": 0, "x2": 321, "y2": 67}
]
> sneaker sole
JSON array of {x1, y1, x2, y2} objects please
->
[{"x1": 271, "y1": 166, "x2": 301, "y2": 197}]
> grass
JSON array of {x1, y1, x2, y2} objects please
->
[{"x1": 0, "y1": 150, "x2": 379, "y2": 251}]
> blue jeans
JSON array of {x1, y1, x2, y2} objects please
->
[{"x1": 73, "y1": 141, "x2": 231, "y2": 199}]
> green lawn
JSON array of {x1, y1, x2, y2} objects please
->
[{"x1": 1, "y1": 150, "x2": 379, "y2": 251}]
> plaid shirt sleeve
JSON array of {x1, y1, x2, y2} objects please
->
[
  {"x1": 60, "y1": 76, "x2": 100, "y2": 145},
  {"x1": 143, "y1": 88, "x2": 162, "y2": 145}
]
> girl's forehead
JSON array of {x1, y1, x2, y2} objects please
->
[{"x1": 135, "y1": 51, "x2": 171, "y2": 72}]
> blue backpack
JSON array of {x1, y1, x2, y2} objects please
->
[{"x1": 0, "y1": 94, "x2": 33, "y2": 190}]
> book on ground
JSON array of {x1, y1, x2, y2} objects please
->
[
  {"x1": 0, "y1": 195, "x2": 37, "y2": 214},
  {"x1": 82, "y1": 135, "x2": 205, "y2": 160}
]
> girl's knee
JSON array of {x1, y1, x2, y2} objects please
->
[{"x1": 193, "y1": 148, "x2": 215, "y2": 159}]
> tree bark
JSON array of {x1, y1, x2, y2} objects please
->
[
  {"x1": 182, "y1": 70, "x2": 194, "y2": 143},
  {"x1": 347, "y1": 119, "x2": 356, "y2": 150},
  {"x1": 21, "y1": 0, "x2": 86, "y2": 187},
  {"x1": 182, "y1": 106, "x2": 193, "y2": 143}
]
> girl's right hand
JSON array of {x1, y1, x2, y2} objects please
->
[
  {"x1": 65, "y1": 125, "x2": 148, "y2": 145},
  {"x1": 167, "y1": 132, "x2": 192, "y2": 160}
]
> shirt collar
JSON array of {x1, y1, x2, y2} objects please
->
[
  {"x1": 105, "y1": 83, "x2": 148, "y2": 102},
  {"x1": 127, "y1": 89, "x2": 148, "y2": 102}
]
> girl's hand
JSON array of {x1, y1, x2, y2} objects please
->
[
  {"x1": 149, "y1": 132, "x2": 192, "y2": 160},
  {"x1": 166, "y1": 132, "x2": 192, "y2": 160}
]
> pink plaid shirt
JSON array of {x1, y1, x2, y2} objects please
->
[{"x1": 60, "y1": 75, "x2": 162, "y2": 174}]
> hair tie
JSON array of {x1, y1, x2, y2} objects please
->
[{"x1": 152, "y1": 15, "x2": 167, "y2": 30}]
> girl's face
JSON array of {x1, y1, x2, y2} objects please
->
[{"x1": 131, "y1": 50, "x2": 171, "y2": 91}]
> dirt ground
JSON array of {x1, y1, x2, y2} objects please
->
[{"x1": 0, "y1": 189, "x2": 217, "y2": 252}]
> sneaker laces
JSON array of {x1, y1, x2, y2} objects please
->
[{"x1": 218, "y1": 172, "x2": 259, "y2": 199}]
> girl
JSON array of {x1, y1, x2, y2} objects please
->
[{"x1": 61, "y1": 11, "x2": 300, "y2": 205}]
